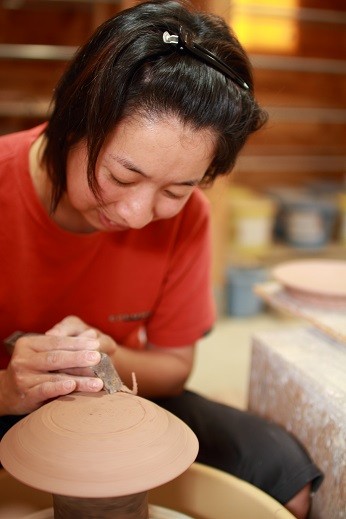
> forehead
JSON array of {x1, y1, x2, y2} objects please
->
[{"x1": 102, "y1": 114, "x2": 216, "y2": 175}]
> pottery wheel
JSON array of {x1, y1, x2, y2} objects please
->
[
  {"x1": 0, "y1": 391, "x2": 198, "y2": 498},
  {"x1": 24, "y1": 505, "x2": 193, "y2": 519}
]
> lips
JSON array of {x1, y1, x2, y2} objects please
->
[{"x1": 98, "y1": 211, "x2": 128, "y2": 231}]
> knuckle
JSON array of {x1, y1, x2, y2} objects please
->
[
  {"x1": 10, "y1": 353, "x2": 22, "y2": 370},
  {"x1": 51, "y1": 373, "x2": 65, "y2": 382},
  {"x1": 46, "y1": 350, "x2": 62, "y2": 367},
  {"x1": 13, "y1": 372, "x2": 25, "y2": 391},
  {"x1": 9, "y1": 368, "x2": 27, "y2": 395},
  {"x1": 37, "y1": 382, "x2": 51, "y2": 400},
  {"x1": 10, "y1": 357, "x2": 25, "y2": 379},
  {"x1": 89, "y1": 328, "x2": 99, "y2": 338},
  {"x1": 52, "y1": 335, "x2": 67, "y2": 348},
  {"x1": 14, "y1": 335, "x2": 31, "y2": 350},
  {"x1": 64, "y1": 315, "x2": 81, "y2": 325}
]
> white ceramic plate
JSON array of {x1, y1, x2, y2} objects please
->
[{"x1": 272, "y1": 259, "x2": 346, "y2": 306}]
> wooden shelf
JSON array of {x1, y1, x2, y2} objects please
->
[{"x1": 227, "y1": 242, "x2": 346, "y2": 269}]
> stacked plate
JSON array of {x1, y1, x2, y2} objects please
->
[{"x1": 272, "y1": 259, "x2": 346, "y2": 310}]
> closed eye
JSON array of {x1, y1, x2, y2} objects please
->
[
  {"x1": 110, "y1": 175, "x2": 134, "y2": 187},
  {"x1": 164, "y1": 190, "x2": 189, "y2": 200}
]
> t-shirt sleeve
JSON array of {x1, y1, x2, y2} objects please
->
[{"x1": 146, "y1": 190, "x2": 216, "y2": 347}]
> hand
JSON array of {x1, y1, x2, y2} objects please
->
[
  {"x1": 0, "y1": 324, "x2": 103, "y2": 416},
  {"x1": 46, "y1": 315, "x2": 117, "y2": 357}
]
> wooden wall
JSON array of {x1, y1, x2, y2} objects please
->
[
  {"x1": 0, "y1": 0, "x2": 345, "y2": 292},
  {"x1": 1, "y1": 0, "x2": 344, "y2": 186},
  {"x1": 0, "y1": 1, "x2": 126, "y2": 134}
]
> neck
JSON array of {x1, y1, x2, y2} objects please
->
[
  {"x1": 29, "y1": 135, "x2": 96, "y2": 234},
  {"x1": 29, "y1": 134, "x2": 52, "y2": 213}
]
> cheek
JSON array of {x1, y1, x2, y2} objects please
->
[
  {"x1": 154, "y1": 197, "x2": 190, "y2": 220},
  {"x1": 66, "y1": 147, "x2": 96, "y2": 208},
  {"x1": 67, "y1": 172, "x2": 96, "y2": 211}
]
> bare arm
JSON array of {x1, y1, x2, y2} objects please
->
[{"x1": 110, "y1": 342, "x2": 195, "y2": 398}]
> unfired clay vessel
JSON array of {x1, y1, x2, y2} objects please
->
[
  {"x1": 0, "y1": 391, "x2": 198, "y2": 518},
  {"x1": 272, "y1": 259, "x2": 346, "y2": 309}
]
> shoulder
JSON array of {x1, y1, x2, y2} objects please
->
[{"x1": 0, "y1": 125, "x2": 46, "y2": 164}]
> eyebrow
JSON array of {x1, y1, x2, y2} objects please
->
[{"x1": 109, "y1": 154, "x2": 201, "y2": 187}]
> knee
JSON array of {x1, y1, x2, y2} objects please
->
[{"x1": 285, "y1": 483, "x2": 311, "y2": 519}]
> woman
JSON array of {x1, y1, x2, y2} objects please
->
[{"x1": 0, "y1": 1, "x2": 322, "y2": 517}]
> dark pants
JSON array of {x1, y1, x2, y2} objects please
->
[{"x1": 153, "y1": 390, "x2": 323, "y2": 504}]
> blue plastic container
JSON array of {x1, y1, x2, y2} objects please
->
[{"x1": 225, "y1": 266, "x2": 268, "y2": 317}]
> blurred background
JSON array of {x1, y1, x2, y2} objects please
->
[{"x1": 0, "y1": 0, "x2": 345, "y2": 316}]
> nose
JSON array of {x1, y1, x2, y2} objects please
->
[{"x1": 116, "y1": 191, "x2": 154, "y2": 229}]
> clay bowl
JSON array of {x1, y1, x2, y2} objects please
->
[
  {"x1": 272, "y1": 258, "x2": 346, "y2": 310},
  {"x1": 0, "y1": 391, "x2": 198, "y2": 498}
]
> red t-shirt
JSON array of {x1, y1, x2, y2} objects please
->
[{"x1": 0, "y1": 126, "x2": 215, "y2": 369}]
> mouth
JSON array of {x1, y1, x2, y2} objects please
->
[{"x1": 98, "y1": 211, "x2": 128, "y2": 231}]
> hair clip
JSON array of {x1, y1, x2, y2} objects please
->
[
  {"x1": 162, "y1": 27, "x2": 249, "y2": 90},
  {"x1": 163, "y1": 31, "x2": 179, "y2": 45}
]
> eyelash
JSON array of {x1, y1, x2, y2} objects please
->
[
  {"x1": 110, "y1": 174, "x2": 187, "y2": 200},
  {"x1": 110, "y1": 175, "x2": 133, "y2": 187},
  {"x1": 164, "y1": 190, "x2": 184, "y2": 200}
]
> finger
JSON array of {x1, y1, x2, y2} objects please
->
[
  {"x1": 36, "y1": 374, "x2": 103, "y2": 393},
  {"x1": 28, "y1": 376, "x2": 103, "y2": 404},
  {"x1": 32, "y1": 349, "x2": 101, "y2": 372},
  {"x1": 98, "y1": 335, "x2": 117, "y2": 356},
  {"x1": 57, "y1": 366, "x2": 96, "y2": 377},
  {"x1": 70, "y1": 376, "x2": 103, "y2": 393},
  {"x1": 45, "y1": 316, "x2": 88, "y2": 337},
  {"x1": 20, "y1": 379, "x2": 78, "y2": 413},
  {"x1": 78, "y1": 329, "x2": 98, "y2": 339},
  {"x1": 17, "y1": 334, "x2": 100, "y2": 353},
  {"x1": 21, "y1": 371, "x2": 93, "y2": 385}
]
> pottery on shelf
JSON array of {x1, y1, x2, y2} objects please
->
[
  {"x1": 0, "y1": 391, "x2": 198, "y2": 498},
  {"x1": 272, "y1": 258, "x2": 346, "y2": 309}
]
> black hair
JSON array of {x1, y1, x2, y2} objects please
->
[{"x1": 43, "y1": 0, "x2": 267, "y2": 211}]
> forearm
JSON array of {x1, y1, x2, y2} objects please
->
[{"x1": 111, "y1": 345, "x2": 194, "y2": 399}]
